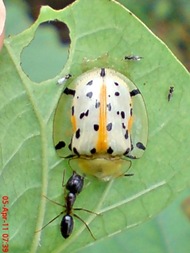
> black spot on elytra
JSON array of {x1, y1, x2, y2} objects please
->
[
  {"x1": 121, "y1": 111, "x2": 125, "y2": 119},
  {"x1": 95, "y1": 100, "x2": 100, "y2": 108},
  {"x1": 124, "y1": 130, "x2": 129, "y2": 139},
  {"x1": 80, "y1": 110, "x2": 89, "y2": 119},
  {"x1": 106, "y1": 123, "x2": 112, "y2": 131},
  {"x1": 75, "y1": 129, "x2": 80, "y2": 139},
  {"x1": 114, "y1": 82, "x2": 119, "y2": 86},
  {"x1": 86, "y1": 80, "x2": 93, "y2": 85},
  {"x1": 115, "y1": 92, "x2": 120, "y2": 96},
  {"x1": 90, "y1": 148, "x2": 96, "y2": 154},
  {"x1": 130, "y1": 89, "x2": 140, "y2": 97},
  {"x1": 73, "y1": 147, "x2": 80, "y2": 156},
  {"x1": 55, "y1": 141, "x2": 66, "y2": 150},
  {"x1": 86, "y1": 92, "x2": 93, "y2": 98},
  {"x1": 72, "y1": 106, "x2": 74, "y2": 115},
  {"x1": 107, "y1": 103, "x2": 111, "y2": 111},
  {"x1": 124, "y1": 148, "x2": 130, "y2": 155},
  {"x1": 63, "y1": 87, "x2": 75, "y2": 96},
  {"x1": 130, "y1": 108, "x2": 133, "y2": 116},
  {"x1": 68, "y1": 143, "x2": 72, "y2": 151},
  {"x1": 136, "y1": 142, "x2": 146, "y2": 150},
  {"x1": 94, "y1": 124, "x2": 99, "y2": 131},
  {"x1": 122, "y1": 123, "x2": 126, "y2": 129},
  {"x1": 100, "y1": 68, "x2": 106, "y2": 77},
  {"x1": 107, "y1": 147, "x2": 113, "y2": 154}
]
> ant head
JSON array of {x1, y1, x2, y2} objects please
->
[{"x1": 66, "y1": 171, "x2": 84, "y2": 194}]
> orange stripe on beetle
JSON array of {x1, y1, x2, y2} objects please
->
[
  {"x1": 96, "y1": 83, "x2": 108, "y2": 152},
  {"x1": 127, "y1": 115, "x2": 133, "y2": 133},
  {"x1": 71, "y1": 115, "x2": 77, "y2": 132}
]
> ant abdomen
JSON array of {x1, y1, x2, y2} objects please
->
[{"x1": 61, "y1": 214, "x2": 74, "y2": 238}]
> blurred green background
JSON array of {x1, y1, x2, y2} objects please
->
[{"x1": 4, "y1": 0, "x2": 190, "y2": 252}]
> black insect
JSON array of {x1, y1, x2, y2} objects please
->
[
  {"x1": 168, "y1": 86, "x2": 174, "y2": 101},
  {"x1": 124, "y1": 55, "x2": 143, "y2": 61},
  {"x1": 37, "y1": 171, "x2": 95, "y2": 239},
  {"x1": 61, "y1": 171, "x2": 84, "y2": 238},
  {"x1": 57, "y1": 74, "x2": 72, "y2": 85}
]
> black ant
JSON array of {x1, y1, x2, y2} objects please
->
[
  {"x1": 124, "y1": 55, "x2": 143, "y2": 61},
  {"x1": 168, "y1": 86, "x2": 174, "y2": 101},
  {"x1": 37, "y1": 171, "x2": 96, "y2": 239}
]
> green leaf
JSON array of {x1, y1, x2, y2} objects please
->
[
  {"x1": 78, "y1": 189, "x2": 190, "y2": 253},
  {"x1": 1, "y1": 0, "x2": 190, "y2": 252}
]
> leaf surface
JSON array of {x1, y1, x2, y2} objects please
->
[{"x1": 1, "y1": 0, "x2": 190, "y2": 252}]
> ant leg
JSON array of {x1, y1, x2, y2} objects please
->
[
  {"x1": 74, "y1": 213, "x2": 96, "y2": 240},
  {"x1": 42, "y1": 195, "x2": 64, "y2": 208},
  {"x1": 36, "y1": 211, "x2": 63, "y2": 233},
  {"x1": 74, "y1": 207, "x2": 99, "y2": 216}
]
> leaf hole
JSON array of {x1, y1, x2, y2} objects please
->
[{"x1": 21, "y1": 21, "x2": 70, "y2": 82}]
